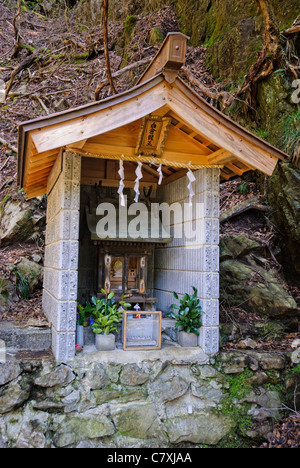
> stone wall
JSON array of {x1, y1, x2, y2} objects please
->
[
  {"x1": 42, "y1": 152, "x2": 81, "y2": 361},
  {"x1": 154, "y1": 168, "x2": 220, "y2": 355},
  {"x1": 0, "y1": 350, "x2": 299, "y2": 448}
]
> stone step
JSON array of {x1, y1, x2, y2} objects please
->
[{"x1": 0, "y1": 322, "x2": 51, "y2": 352}]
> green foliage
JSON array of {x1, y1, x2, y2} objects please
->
[
  {"x1": 124, "y1": 15, "x2": 137, "y2": 36},
  {"x1": 76, "y1": 301, "x2": 92, "y2": 326},
  {"x1": 277, "y1": 110, "x2": 300, "y2": 159},
  {"x1": 13, "y1": 269, "x2": 30, "y2": 300},
  {"x1": 238, "y1": 182, "x2": 250, "y2": 195},
  {"x1": 167, "y1": 287, "x2": 203, "y2": 335},
  {"x1": 87, "y1": 290, "x2": 131, "y2": 335},
  {"x1": 0, "y1": 194, "x2": 11, "y2": 218},
  {"x1": 0, "y1": 278, "x2": 8, "y2": 296}
]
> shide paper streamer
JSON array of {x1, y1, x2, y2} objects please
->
[
  {"x1": 187, "y1": 168, "x2": 196, "y2": 206},
  {"x1": 118, "y1": 159, "x2": 125, "y2": 207},
  {"x1": 134, "y1": 161, "x2": 143, "y2": 203}
]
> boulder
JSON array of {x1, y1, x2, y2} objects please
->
[
  {"x1": 0, "y1": 376, "x2": 31, "y2": 414},
  {"x1": 0, "y1": 198, "x2": 45, "y2": 246},
  {"x1": 220, "y1": 234, "x2": 298, "y2": 323},
  {"x1": 268, "y1": 161, "x2": 300, "y2": 276},
  {"x1": 0, "y1": 278, "x2": 19, "y2": 315},
  {"x1": 221, "y1": 258, "x2": 298, "y2": 319},
  {"x1": 220, "y1": 234, "x2": 260, "y2": 260},
  {"x1": 165, "y1": 410, "x2": 235, "y2": 445},
  {"x1": 53, "y1": 412, "x2": 115, "y2": 448},
  {"x1": 14, "y1": 257, "x2": 44, "y2": 295},
  {"x1": 34, "y1": 364, "x2": 75, "y2": 388}
]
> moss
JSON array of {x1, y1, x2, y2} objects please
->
[
  {"x1": 121, "y1": 15, "x2": 138, "y2": 68},
  {"x1": 0, "y1": 278, "x2": 8, "y2": 297},
  {"x1": 217, "y1": 369, "x2": 254, "y2": 438},
  {"x1": 0, "y1": 194, "x2": 11, "y2": 218},
  {"x1": 149, "y1": 27, "x2": 164, "y2": 45}
]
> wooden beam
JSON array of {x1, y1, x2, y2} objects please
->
[
  {"x1": 161, "y1": 169, "x2": 187, "y2": 186},
  {"x1": 127, "y1": 161, "x2": 160, "y2": 178},
  {"x1": 30, "y1": 81, "x2": 168, "y2": 154},
  {"x1": 25, "y1": 185, "x2": 48, "y2": 199},
  {"x1": 81, "y1": 178, "x2": 158, "y2": 190},
  {"x1": 226, "y1": 162, "x2": 245, "y2": 176},
  {"x1": 167, "y1": 84, "x2": 279, "y2": 176},
  {"x1": 71, "y1": 142, "x2": 210, "y2": 166},
  {"x1": 47, "y1": 150, "x2": 62, "y2": 195},
  {"x1": 208, "y1": 149, "x2": 234, "y2": 164},
  {"x1": 137, "y1": 32, "x2": 189, "y2": 85},
  {"x1": 170, "y1": 124, "x2": 214, "y2": 155}
]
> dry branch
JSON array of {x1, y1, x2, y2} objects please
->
[
  {"x1": 11, "y1": 0, "x2": 22, "y2": 59},
  {"x1": 180, "y1": 66, "x2": 229, "y2": 106},
  {"x1": 282, "y1": 16, "x2": 300, "y2": 36},
  {"x1": 4, "y1": 52, "x2": 40, "y2": 101},
  {"x1": 0, "y1": 137, "x2": 17, "y2": 153},
  {"x1": 94, "y1": 57, "x2": 152, "y2": 100}
]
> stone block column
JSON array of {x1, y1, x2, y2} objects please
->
[
  {"x1": 42, "y1": 152, "x2": 81, "y2": 360},
  {"x1": 154, "y1": 168, "x2": 220, "y2": 355}
]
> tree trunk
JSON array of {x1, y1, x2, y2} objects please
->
[{"x1": 102, "y1": 0, "x2": 116, "y2": 95}]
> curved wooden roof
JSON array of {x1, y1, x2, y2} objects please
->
[{"x1": 17, "y1": 33, "x2": 287, "y2": 200}]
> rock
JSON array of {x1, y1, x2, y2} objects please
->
[
  {"x1": 0, "y1": 199, "x2": 32, "y2": 245},
  {"x1": 0, "y1": 278, "x2": 19, "y2": 314},
  {"x1": 120, "y1": 364, "x2": 149, "y2": 386},
  {"x1": 0, "y1": 198, "x2": 45, "y2": 246},
  {"x1": 0, "y1": 376, "x2": 31, "y2": 414},
  {"x1": 14, "y1": 257, "x2": 44, "y2": 295},
  {"x1": 292, "y1": 339, "x2": 300, "y2": 349},
  {"x1": 93, "y1": 384, "x2": 147, "y2": 405},
  {"x1": 54, "y1": 412, "x2": 115, "y2": 448},
  {"x1": 268, "y1": 161, "x2": 300, "y2": 276},
  {"x1": 86, "y1": 362, "x2": 110, "y2": 390},
  {"x1": 238, "y1": 338, "x2": 258, "y2": 349},
  {"x1": 111, "y1": 401, "x2": 165, "y2": 441},
  {"x1": 220, "y1": 234, "x2": 260, "y2": 260},
  {"x1": 220, "y1": 258, "x2": 298, "y2": 320},
  {"x1": 165, "y1": 410, "x2": 235, "y2": 445},
  {"x1": 291, "y1": 348, "x2": 300, "y2": 364},
  {"x1": 148, "y1": 365, "x2": 190, "y2": 402},
  {"x1": 259, "y1": 354, "x2": 286, "y2": 371},
  {"x1": 0, "y1": 362, "x2": 22, "y2": 386},
  {"x1": 34, "y1": 364, "x2": 75, "y2": 388}
]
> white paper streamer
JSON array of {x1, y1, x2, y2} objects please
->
[
  {"x1": 134, "y1": 161, "x2": 143, "y2": 203},
  {"x1": 187, "y1": 169, "x2": 196, "y2": 206},
  {"x1": 157, "y1": 164, "x2": 163, "y2": 185},
  {"x1": 117, "y1": 159, "x2": 125, "y2": 207}
]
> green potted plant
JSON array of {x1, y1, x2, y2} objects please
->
[
  {"x1": 167, "y1": 287, "x2": 203, "y2": 347},
  {"x1": 88, "y1": 290, "x2": 131, "y2": 351}
]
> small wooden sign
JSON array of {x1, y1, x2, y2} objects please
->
[{"x1": 135, "y1": 116, "x2": 171, "y2": 157}]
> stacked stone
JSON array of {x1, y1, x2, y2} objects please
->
[
  {"x1": 154, "y1": 168, "x2": 220, "y2": 354},
  {"x1": 42, "y1": 152, "x2": 81, "y2": 360}
]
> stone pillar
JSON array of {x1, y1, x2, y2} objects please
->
[
  {"x1": 154, "y1": 168, "x2": 220, "y2": 355},
  {"x1": 42, "y1": 152, "x2": 81, "y2": 360}
]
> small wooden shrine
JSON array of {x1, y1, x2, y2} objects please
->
[{"x1": 17, "y1": 33, "x2": 287, "y2": 360}]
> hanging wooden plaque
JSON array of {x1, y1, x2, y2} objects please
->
[{"x1": 135, "y1": 116, "x2": 171, "y2": 157}]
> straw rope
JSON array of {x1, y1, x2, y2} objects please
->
[{"x1": 67, "y1": 149, "x2": 224, "y2": 171}]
